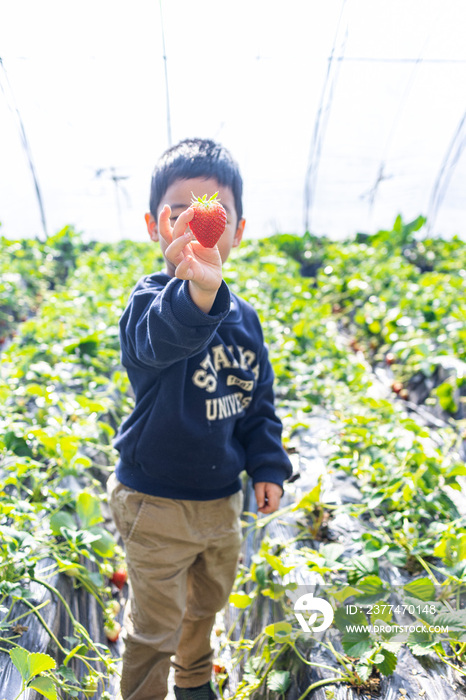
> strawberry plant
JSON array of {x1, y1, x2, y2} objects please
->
[
  {"x1": 9, "y1": 648, "x2": 58, "y2": 700},
  {"x1": 0, "y1": 231, "x2": 164, "y2": 697},
  {"x1": 2, "y1": 218, "x2": 466, "y2": 698},
  {"x1": 219, "y1": 220, "x2": 466, "y2": 697}
]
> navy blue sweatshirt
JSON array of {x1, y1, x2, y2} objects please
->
[{"x1": 114, "y1": 272, "x2": 292, "y2": 500}]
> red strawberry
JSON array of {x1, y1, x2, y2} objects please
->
[
  {"x1": 385, "y1": 352, "x2": 396, "y2": 365},
  {"x1": 104, "y1": 619, "x2": 121, "y2": 643},
  {"x1": 189, "y1": 192, "x2": 227, "y2": 248},
  {"x1": 111, "y1": 565, "x2": 128, "y2": 590},
  {"x1": 212, "y1": 659, "x2": 227, "y2": 675}
]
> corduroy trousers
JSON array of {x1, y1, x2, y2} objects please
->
[{"x1": 107, "y1": 474, "x2": 243, "y2": 700}]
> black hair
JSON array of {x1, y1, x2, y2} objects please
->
[{"x1": 149, "y1": 138, "x2": 243, "y2": 221}]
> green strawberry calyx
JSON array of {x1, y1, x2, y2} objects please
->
[{"x1": 191, "y1": 192, "x2": 221, "y2": 208}]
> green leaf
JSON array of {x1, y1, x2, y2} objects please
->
[
  {"x1": 75, "y1": 395, "x2": 108, "y2": 414},
  {"x1": 385, "y1": 546, "x2": 407, "y2": 567},
  {"x1": 403, "y1": 577, "x2": 435, "y2": 601},
  {"x1": 435, "y1": 382, "x2": 457, "y2": 413},
  {"x1": 410, "y1": 605, "x2": 466, "y2": 632},
  {"x1": 266, "y1": 669, "x2": 291, "y2": 693},
  {"x1": 229, "y1": 591, "x2": 253, "y2": 609},
  {"x1": 293, "y1": 480, "x2": 322, "y2": 511},
  {"x1": 407, "y1": 627, "x2": 436, "y2": 656},
  {"x1": 58, "y1": 664, "x2": 78, "y2": 684},
  {"x1": 1, "y1": 526, "x2": 36, "y2": 549},
  {"x1": 447, "y1": 463, "x2": 466, "y2": 478},
  {"x1": 88, "y1": 526, "x2": 116, "y2": 557},
  {"x1": 76, "y1": 491, "x2": 103, "y2": 528},
  {"x1": 3, "y1": 431, "x2": 34, "y2": 457},
  {"x1": 363, "y1": 536, "x2": 389, "y2": 559},
  {"x1": 347, "y1": 555, "x2": 379, "y2": 584},
  {"x1": 373, "y1": 648, "x2": 397, "y2": 675},
  {"x1": 49, "y1": 510, "x2": 76, "y2": 536},
  {"x1": 261, "y1": 582, "x2": 288, "y2": 600},
  {"x1": 27, "y1": 653, "x2": 56, "y2": 677},
  {"x1": 370, "y1": 607, "x2": 393, "y2": 627},
  {"x1": 368, "y1": 320, "x2": 381, "y2": 334},
  {"x1": 353, "y1": 575, "x2": 389, "y2": 605},
  {"x1": 88, "y1": 571, "x2": 105, "y2": 587},
  {"x1": 251, "y1": 562, "x2": 267, "y2": 586},
  {"x1": 10, "y1": 647, "x2": 29, "y2": 681},
  {"x1": 327, "y1": 585, "x2": 360, "y2": 603},
  {"x1": 393, "y1": 214, "x2": 403, "y2": 233},
  {"x1": 10, "y1": 649, "x2": 56, "y2": 682},
  {"x1": 263, "y1": 552, "x2": 294, "y2": 578},
  {"x1": 341, "y1": 629, "x2": 372, "y2": 658},
  {"x1": 333, "y1": 605, "x2": 368, "y2": 634},
  {"x1": 70, "y1": 454, "x2": 93, "y2": 469},
  {"x1": 355, "y1": 661, "x2": 372, "y2": 682},
  {"x1": 243, "y1": 657, "x2": 261, "y2": 684},
  {"x1": 264, "y1": 621, "x2": 293, "y2": 643},
  {"x1": 320, "y1": 543, "x2": 345, "y2": 565},
  {"x1": 63, "y1": 332, "x2": 100, "y2": 357},
  {"x1": 29, "y1": 676, "x2": 58, "y2": 700}
]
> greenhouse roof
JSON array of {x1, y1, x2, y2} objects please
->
[{"x1": 0, "y1": 0, "x2": 465, "y2": 241}]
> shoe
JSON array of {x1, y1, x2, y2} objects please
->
[{"x1": 174, "y1": 681, "x2": 217, "y2": 699}]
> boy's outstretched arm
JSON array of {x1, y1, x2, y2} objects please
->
[
  {"x1": 254, "y1": 482, "x2": 283, "y2": 514},
  {"x1": 158, "y1": 204, "x2": 223, "y2": 314}
]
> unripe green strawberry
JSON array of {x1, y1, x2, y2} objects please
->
[
  {"x1": 82, "y1": 674, "x2": 99, "y2": 697},
  {"x1": 104, "y1": 619, "x2": 121, "y2": 643},
  {"x1": 105, "y1": 599, "x2": 121, "y2": 617},
  {"x1": 189, "y1": 192, "x2": 227, "y2": 248}
]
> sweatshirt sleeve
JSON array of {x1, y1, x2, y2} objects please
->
[
  {"x1": 119, "y1": 275, "x2": 231, "y2": 371},
  {"x1": 234, "y1": 340, "x2": 293, "y2": 489}
]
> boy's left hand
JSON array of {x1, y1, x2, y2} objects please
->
[
  {"x1": 254, "y1": 482, "x2": 282, "y2": 514},
  {"x1": 158, "y1": 204, "x2": 223, "y2": 314}
]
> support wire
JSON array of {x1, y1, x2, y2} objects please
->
[
  {"x1": 159, "y1": 0, "x2": 172, "y2": 148},
  {"x1": 0, "y1": 57, "x2": 48, "y2": 239},
  {"x1": 303, "y1": 0, "x2": 348, "y2": 234}
]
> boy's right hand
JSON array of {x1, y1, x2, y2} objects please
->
[{"x1": 158, "y1": 204, "x2": 223, "y2": 314}]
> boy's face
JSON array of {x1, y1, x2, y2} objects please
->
[{"x1": 145, "y1": 177, "x2": 245, "y2": 274}]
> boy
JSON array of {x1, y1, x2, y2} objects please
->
[{"x1": 107, "y1": 138, "x2": 292, "y2": 700}]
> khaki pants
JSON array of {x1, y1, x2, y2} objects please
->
[{"x1": 107, "y1": 474, "x2": 243, "y2": 700}]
